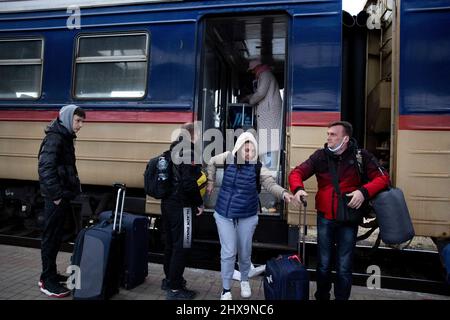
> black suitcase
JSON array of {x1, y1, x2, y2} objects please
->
[
  {"x1": 99, "y1": 189, "x2": 149, "y2": 289},
  {"x1": 71, "y1": 184, "x2": 126, "y2": 300},
  {"x1": 264, "y1": 200, "x2": 309, "y2": 300}
]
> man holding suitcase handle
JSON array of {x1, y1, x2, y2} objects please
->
[{"x1": 289, "y1": 121, "x2": 389, "y2": 300}]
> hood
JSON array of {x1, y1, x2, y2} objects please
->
[
  {"x1": 247, "y1": 59, "x2": 262, "y2": 71},
  {"x1": 232, "y1": 132, "x2": 258, "y2": 161},
  {"x1": 58, "y1": 104, "x2": 79, "y2": 134},
  {"x1": 44, "y1": 119, "x2": 74, "y2": 138}
]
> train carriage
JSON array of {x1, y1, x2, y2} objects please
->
[{"x1": 0, "y1": 0, "x2": 448, "y2": 255}]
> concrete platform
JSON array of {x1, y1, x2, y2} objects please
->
[{"x1": 0, "y1": 244, "x2": 448, "y2": 301}]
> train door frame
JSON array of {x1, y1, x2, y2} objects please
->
[{"x1": 195, "y1": 12, "x2": 290, "y2": 217}]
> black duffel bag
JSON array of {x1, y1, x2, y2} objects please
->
[{"x1": 336, "y1": 193, "x2": 368, "y2": 225}]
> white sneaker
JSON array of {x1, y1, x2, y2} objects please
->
[
  {"x1": 220, "y1": 291, "x2": 232, "y2": 300},
  {"x1": 240, "y1": 281, "x2": 251, "y2": 298}
]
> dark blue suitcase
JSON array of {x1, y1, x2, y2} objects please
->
[
  {"x1": 264, "y1": 254, "x2": 309, "y2": 300},
  {"x1": 71, "y1": 185, "x2": 126, "y2": 299},
  {"x1": 442, "y1": 243, "x2": 450, "y2": 284},
  {"x1": 264, "y1": 200, "x2": 309, "y2": 300},
  {"x1": 99, "y1": 210, "x2": 149, "y2": 290}
]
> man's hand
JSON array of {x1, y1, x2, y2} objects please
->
[
  {"x1": 346, "y1": 190, "x2": 365, "y2": 209},
  {"x1": 294, "y1": 190, "x2": 308, "y2": 206},
  {"x1": 196, "y1": 206, "x2": 204, "y2": 216},
  {"x1": 206, "y1": 181, "x2": 214, "y2": 196},
  {"x1": 53, "y1": 199, "x2": 62, "y2": 205}
]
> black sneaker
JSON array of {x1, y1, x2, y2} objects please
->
[
  {"x1": 166, "y1": 288, "x2": 197, "y2": 300},
  {"x1": 161, "y1": 278, "x2": 187, "y2": 291},
  {"x1": 38, "y1": 274, "x2": 69, "y2": 288},
  {"x1": 39, "y1": 280, "x2": 71, "y2": 298}
]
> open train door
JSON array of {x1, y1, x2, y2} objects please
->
[
  {"x1": 285, "y1": 2, "x2": 343, "y2": 231},
  {"x1": 196, "y1": 12, "x2": 292, "y2": 244},
  {"x1": 394, "y1": 0, "x2": 450, "y2": 238}
]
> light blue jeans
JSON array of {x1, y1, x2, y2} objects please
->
[{"x1": 213, "y1": 212, "x2": 258, "y2": 290}]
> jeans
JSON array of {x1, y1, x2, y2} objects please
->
[
  {"x1": 214, "y1": 212, "x2": 258, "y2": 290},
  {"x1": 315, "y1": 213, "x2": 357, "y2": 300}
]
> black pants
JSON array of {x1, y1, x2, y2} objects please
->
[
  {"x1": 40, "y1": 198, "x2": 70, "y2": 282},
  {"x1": 161, "y1": 200, "x2": 191, "y2": 290}
]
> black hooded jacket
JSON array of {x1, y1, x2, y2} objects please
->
[
  {"x1": 163, "y1": 139, "x2": 203, "y2": 208},
  {"x1": 38, "y1": 119, "x2": 81, "y2": 200}
]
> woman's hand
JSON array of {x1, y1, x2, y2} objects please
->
[
  {"x1": 283, "y1": 191, "x2": 295, "y2": 203},
  {"x1": 206, "y1": 181, "x2": 214, "y2": 196}
]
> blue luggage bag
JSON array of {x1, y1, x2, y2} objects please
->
[
  {"x1": 71, "y1": 184, "x2": 126, "y2": 300},
  {"x1": 264, "y1": 254, "x2": 309, "y2": 300},
  {"x1": 441, "y1": 243, "x2": 450, "y2": 284},
  {"x1": 371, "y1": 187, "x2": 415, "y2": 245},
  {"x1": 264, "y1": 200, "x2": 309, "y2": 300},
  {"x1": 99, "y1": 203, "x2": 149, "y2": 290}
]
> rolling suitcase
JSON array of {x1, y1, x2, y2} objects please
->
[
  {"x1": 99, "y1": 187, "x2": 149, "y2": 290},
  {"x1": 264, "y1": 199, "x2": 309, "y2": 300},
  {"x1": 71, "y1": 184, "x2": 126, "y2": 300}
]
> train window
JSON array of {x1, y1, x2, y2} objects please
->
[
  {"x1": 74, "y1": 33, "x2": 149, "y2": 99},
  {"x1": 0, "y1": 39, "x2": 43, "y2": 99}
]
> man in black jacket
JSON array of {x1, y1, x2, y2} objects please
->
[
  {"x1": 38, "y1": 105, "x2": 85, "y2": 297},
  {"x1": 161, "y1": 122, "x2": 204, "y2": 300}
]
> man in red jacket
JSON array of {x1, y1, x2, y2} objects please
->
[{"x1": 289, "y1": 121, "x2": 389, "y2": 300}]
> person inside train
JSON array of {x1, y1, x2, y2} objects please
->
[
  {"x1": 37, "y1": 104, "x2": 85, "y2": 298},
  {"x1": 161, "y1": 122, "x2": 205, "y2": 300},
  {"x1": 240, "y1": 58, "x2": 282, "y2": 170},
  {"x1": 289, "y1": 121, "x2": 390, "y2": 300},
  {"x1": 206, "y1": 131, "x2": 294, "y2": 300}
]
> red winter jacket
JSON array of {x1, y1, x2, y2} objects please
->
[{"x1": 288, "y1": 141, "x2": 390, "y2": 220}]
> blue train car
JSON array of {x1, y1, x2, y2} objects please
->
[{"x1": 0, "y1": 0, "x2": 448, "y2": 247}]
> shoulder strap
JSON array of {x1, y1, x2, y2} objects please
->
[
  {"x1": 357, "y1": 149, "x2": 391, "y2": 187},
  {"x1": 355, "y1": 149, "x2": 364, "y2": 175},
  {"x1": 327, "y1": 156, "x2": 342, "y2": 196},
  {"x1": 353, "y1": 150, "x2": 385, "y2": 249},
  {"x1": 255, "y1": 161, "x2": 262, "y2": 194},
  {"x1": 354, "y1": 148, "x2": 370, "y2": 184}
]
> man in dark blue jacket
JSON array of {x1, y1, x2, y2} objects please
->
[{"x1": 38, "y1": 105, "x2": 85, "y2": 298}]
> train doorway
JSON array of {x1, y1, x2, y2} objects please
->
[{"x1": 197, "y1": 13, "x2": 288, "y2": 216}]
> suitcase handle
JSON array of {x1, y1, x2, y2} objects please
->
[
  {"x1": 113, "y1": 184, "x2": 126, "y2": 232},
  {"x1": 298, "y1": 198, "x2": 307, "y2": 263}
]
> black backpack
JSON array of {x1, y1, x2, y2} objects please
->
[{"x1": 144, "y1": 150, "x2": 174, "y2": 199}]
